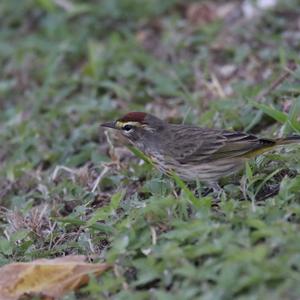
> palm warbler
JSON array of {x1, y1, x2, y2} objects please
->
[{"x1": 101, "y1": 112, "x2": 300, "y2": 186}]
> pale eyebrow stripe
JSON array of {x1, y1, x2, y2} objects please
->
[{"x1": 116, "y1": 121, "x2": 141, "y2": 128}]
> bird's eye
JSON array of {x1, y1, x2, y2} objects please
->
[{"x1": 123, "y1": 124, "x2": 133, "y2": 131}]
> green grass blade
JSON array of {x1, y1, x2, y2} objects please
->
[
  {"x1": 170, "y1": 172, "x2": 200, "y2": 207},
  {"x1": 128, "y1": 145, "x2": 153, "y2": 165},
  {"x1": 55, "y1": 217, "x2": 114, "y2": 233},
  {"x1": 252, "y1": 102, "x2": 288, "y2": 123}
]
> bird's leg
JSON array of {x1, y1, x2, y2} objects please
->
[
  {"x1": 209, "y1": 182, "x2": 222, "y2": 193},
  {"x1": 207, "y1": 182, "x2": 225, "y2": 201},
  {"x1": 194, "y1": 180, "x2": 204, "y2": 198}
]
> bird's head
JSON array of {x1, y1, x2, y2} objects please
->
[{"x1": 101, "y1": 112, "x2": 166, "y2": 145}]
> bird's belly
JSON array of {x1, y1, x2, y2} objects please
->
[
  {"x1": 150, "y1": 154, "x2": 244, "y2": 182},
  {"x1": 176, "y1": 160, "x2": 244, "y2": 181},
  {"x1": 148, "y1": 153, "x2": 171, "y2": 174}
]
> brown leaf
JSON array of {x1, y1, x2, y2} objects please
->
[
  {"x1": 0, "y1": 255, "x2": 111, "y2": 300},
  {"x1": 186, "y1": 2, "x2": 218, "y2": 26}
]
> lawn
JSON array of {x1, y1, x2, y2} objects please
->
[{"x1": 0, "y1": 0, "x2": 300, "y2": 299}]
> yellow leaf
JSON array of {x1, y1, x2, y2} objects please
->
[{"x1": 0, "y1": 255, "x2": 111, "y2": 300}]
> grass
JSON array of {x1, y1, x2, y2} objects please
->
[{"x1": 1, "y1": 0, "x2": 300, "y2": 299}]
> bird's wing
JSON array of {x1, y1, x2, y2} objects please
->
[{"x1": 166, "y1": 125, "x2": 275, "y2": 164}]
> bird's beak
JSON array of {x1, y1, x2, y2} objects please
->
[{"x1": 100, "y1": 121, "x2": 116, "y2": 129}]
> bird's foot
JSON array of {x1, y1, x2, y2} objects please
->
[{"x1": 206, "y1": 182, "x2": 225, "y2": 202}]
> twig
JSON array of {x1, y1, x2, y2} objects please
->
[
  {"x1": 255, "y1": 63, "x2": 298, "y2": 102},
  {"x1": 211, "y1": 73, "x2": 226, "y2": 99},
  {"x1": 51, "y1": 165, "x2": 77, "y2": 182},
  {"x1": 53, "y1": 0, "x2": 74, "y2": 12},
  {"x1": 150, "y1": 226, "x2": 157, "y2": 245},
  {"x1": 91, "y1": 165, "x2": 110, "y2": 193}
]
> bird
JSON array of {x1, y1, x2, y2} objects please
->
[{"x1": 101, "y1": 112, "x2": 300, "y2": 189}]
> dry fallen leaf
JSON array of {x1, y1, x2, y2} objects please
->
[
  {"x1": 0, "y1": 255, "x2": 111, "y2": 300},
  {"x1": 186, "y1": 2, "x2": 218, "y2": 26}
]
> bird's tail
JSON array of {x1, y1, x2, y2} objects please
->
[{"x1": 275, "y1": 135, "x2": 300, "y2": 145}]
